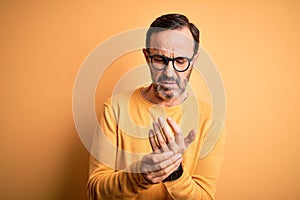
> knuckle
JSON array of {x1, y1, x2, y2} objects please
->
[
  {"x1": 158, "y1": 163, "x2": 165, "y2": 169},
  {"x1": 143, "y1": 166, "x2": 150, "y2": 173},
  {"x1": 162, "y1": 168, "x2": 169, "y2": 174},
  {"x1": 166, "y1": 135, "x2": 173, "y2": 141},
  {"x1": 162, "y1": 146, "x2": 169, "y2": 152},
  {"x1": 154, "y1": 149, "x2": 160, "y2": 154},
  {"x1": 173, "y1": 154, "x2": 182, "y2": 162},
  {"x1": 168, "y1": 136, "x2": 175, "y2": 143},
  {"x1": 151, "y1": 156, "x2": 158, "y2": 163},
  {"x1": 145, "y1": 174, "x2": 152, "y2": 180},
  {"x1": 152, "y1": 178, "x2": 159, "y2": 184}
]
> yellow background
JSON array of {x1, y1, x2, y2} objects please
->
[{"x1": 1, "y1": 0, "x2": 300, "y2": 199}]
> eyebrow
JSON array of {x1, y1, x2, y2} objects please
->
[
  {"x1": 148, "y1": 48, "x2": 187, "y2": 56},
  {"x1": 148, "y1": 48, "x2": 194, "y2": 58}
]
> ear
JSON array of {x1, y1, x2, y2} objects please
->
[{"x1": 142, "y1": 48, "x2": 150, "y2": 64}]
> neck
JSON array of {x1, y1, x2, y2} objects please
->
[{"x1": 141, "y1": 84, "x2": 188, "y2": 107}]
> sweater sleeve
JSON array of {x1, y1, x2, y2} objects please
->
[
  {"x1": 87, "y1": 157, "x2": 152, "y2": 199},
  {"x1": 164, "y1": 127, "x2": 226, "y2": 200},
  {"x1": 87, "y1": 103, "x2": 152, "y2": 200}
]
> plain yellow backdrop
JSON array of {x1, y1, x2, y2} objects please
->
[{"x1": 1, "y1": 0, "x2": 300, "y2": 199}]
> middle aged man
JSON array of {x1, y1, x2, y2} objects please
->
[{"x1": 87, "y1": 13, "x2": 225, "y2": 200}]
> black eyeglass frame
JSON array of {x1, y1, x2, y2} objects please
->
[{"x1": 147, "y1": 51, "x2": 195, "y2": 72}]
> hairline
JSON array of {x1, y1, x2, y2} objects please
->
[{"x1": 146, "y1": 26, "x2": 198, "y2": 55}]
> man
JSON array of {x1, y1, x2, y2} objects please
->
[{"x1": 87, "y1": 13, "x2": 225, "y2": 199}]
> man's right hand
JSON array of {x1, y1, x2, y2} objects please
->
[{"x1": 140, "y1": 151, "x2": 182, "y2": 184}]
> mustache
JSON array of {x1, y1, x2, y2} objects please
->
[{"x1": 157, "y1": 75, "x2": 179, "y2": 84}]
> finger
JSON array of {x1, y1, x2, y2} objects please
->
[
  {"x1": 184, "y1": 129, "x2": 197, "y2": 147},
  {"x1": 142, "y1": 151, "x2": 174, "y2": 165},
  {"x1": 140, "y1": 151, "x2": 177, "y2": 174},
  {"x1": 150, "y1": 153, "x2": 182, "y2": 172},
  {"x1": 141, "y1": 152, "x2": 180, "y2": 173},
  {"x1": 158, "y1": 117, "x2": 175, "y2": 143},
  {"x1": 166, "y1": 117, "x2": 184, "y2": 145},
  {"x1": 153, "y1": 122, "x2": 168, "y2": 152},
  {"x1": 154, "y1": 156, "x2": 182, "y2": 177},
  {"x1": 149, "y1": 129, "x2": 160, "y2": 153},
  {"x1": 158, "y1": 117, "x2": 180, "y2": 153},
  {"x1": 147, "y1": 156, "x2": 183, "y2": 183}
]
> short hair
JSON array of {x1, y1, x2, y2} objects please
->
[{"x1": 146, "y1": 13, "x2": 200, "y2": 54}]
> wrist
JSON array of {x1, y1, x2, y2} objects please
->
[{"x1": 163, "y1": 163, "x2": 183, "y2": 182}]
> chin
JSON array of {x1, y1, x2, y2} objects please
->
[
  {"x1": 153, "y1": 83, "x2": 184, "y2": 100},
  {"x1": 158, "y1": 88, "x2": 181, "y2": 100}
]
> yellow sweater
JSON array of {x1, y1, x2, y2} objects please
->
[{"x1": 87, "y1": 87, "x2": 225, "y2": 200}]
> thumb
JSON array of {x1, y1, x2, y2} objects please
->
[{"x1": 184, "y1": 129, "x2": 197, "y2": 147}]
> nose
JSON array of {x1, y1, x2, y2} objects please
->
[{"x1": 163, "y1": 60, "x2": 175, "y2": 77}]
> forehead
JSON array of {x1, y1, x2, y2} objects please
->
[{"x1": 149, "y1": 26, "x2": 194, "y2": 57}]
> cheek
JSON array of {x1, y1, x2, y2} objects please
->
[
  {"x1": 179, "y1": 72, "x2": 188, "y2": 81},
  {"x1": 183, "y1": 69, "x2": 192, "y2": 81},
  {"x1": 178, "y1": 71, "x2": 192, "y2": 85},
  {"x1": 150, "y1": 69, "x2": 161, "y2": 81}
]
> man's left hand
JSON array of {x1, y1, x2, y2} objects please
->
[{"x1": 149, "y1": 117, "x2": 197, "y2": 154}]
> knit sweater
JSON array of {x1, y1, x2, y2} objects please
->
[{"x1": 87, "y1": 86, "x2": 225, "y2": 200}]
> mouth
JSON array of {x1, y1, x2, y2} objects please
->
[
  {"x1": 161, "y1": 81, "x2": 176, "y2": 84},
  {"x1": 158, "y1": 81, "x2": 177, "y2": 89}
]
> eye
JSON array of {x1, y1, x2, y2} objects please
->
[
  {"x1": 153, "y1": 55, "x2": 164, "y2": 62},
  {"x1": 175, "y1": 57, "x2": 188, "y2": 65},
  {"x1": 152, "y1": 55, "x2": 167, "y2": 64}
]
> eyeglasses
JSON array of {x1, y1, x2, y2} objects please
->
[{"x1": 148, "y1": 54, "x2": 194, "y2": 72}]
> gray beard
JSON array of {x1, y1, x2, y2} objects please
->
[{"x1": 153, "y1": 83, "x2": 185, "y2": 100}]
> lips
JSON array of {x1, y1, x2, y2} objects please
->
[
  {"x1": 162, "y1": 81, "x2": 176, "y2": 84},
  {"x1": 157, "y1": 75, "x2": 179, "y2": 88},
  {"x1": 159, "y1": 81, "x2": 177, "y2": 88}
]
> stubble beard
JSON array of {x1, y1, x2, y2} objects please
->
[
  {"x1": 153, "y1": 79, "x2": 187, "y2": 100},
  {"x1": 151, "y1": 69, "x2": 192, "y2": 101}
]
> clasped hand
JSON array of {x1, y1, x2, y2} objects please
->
[{"x1": 140, "y1": 117, "x2": 197, "y2": 184}]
